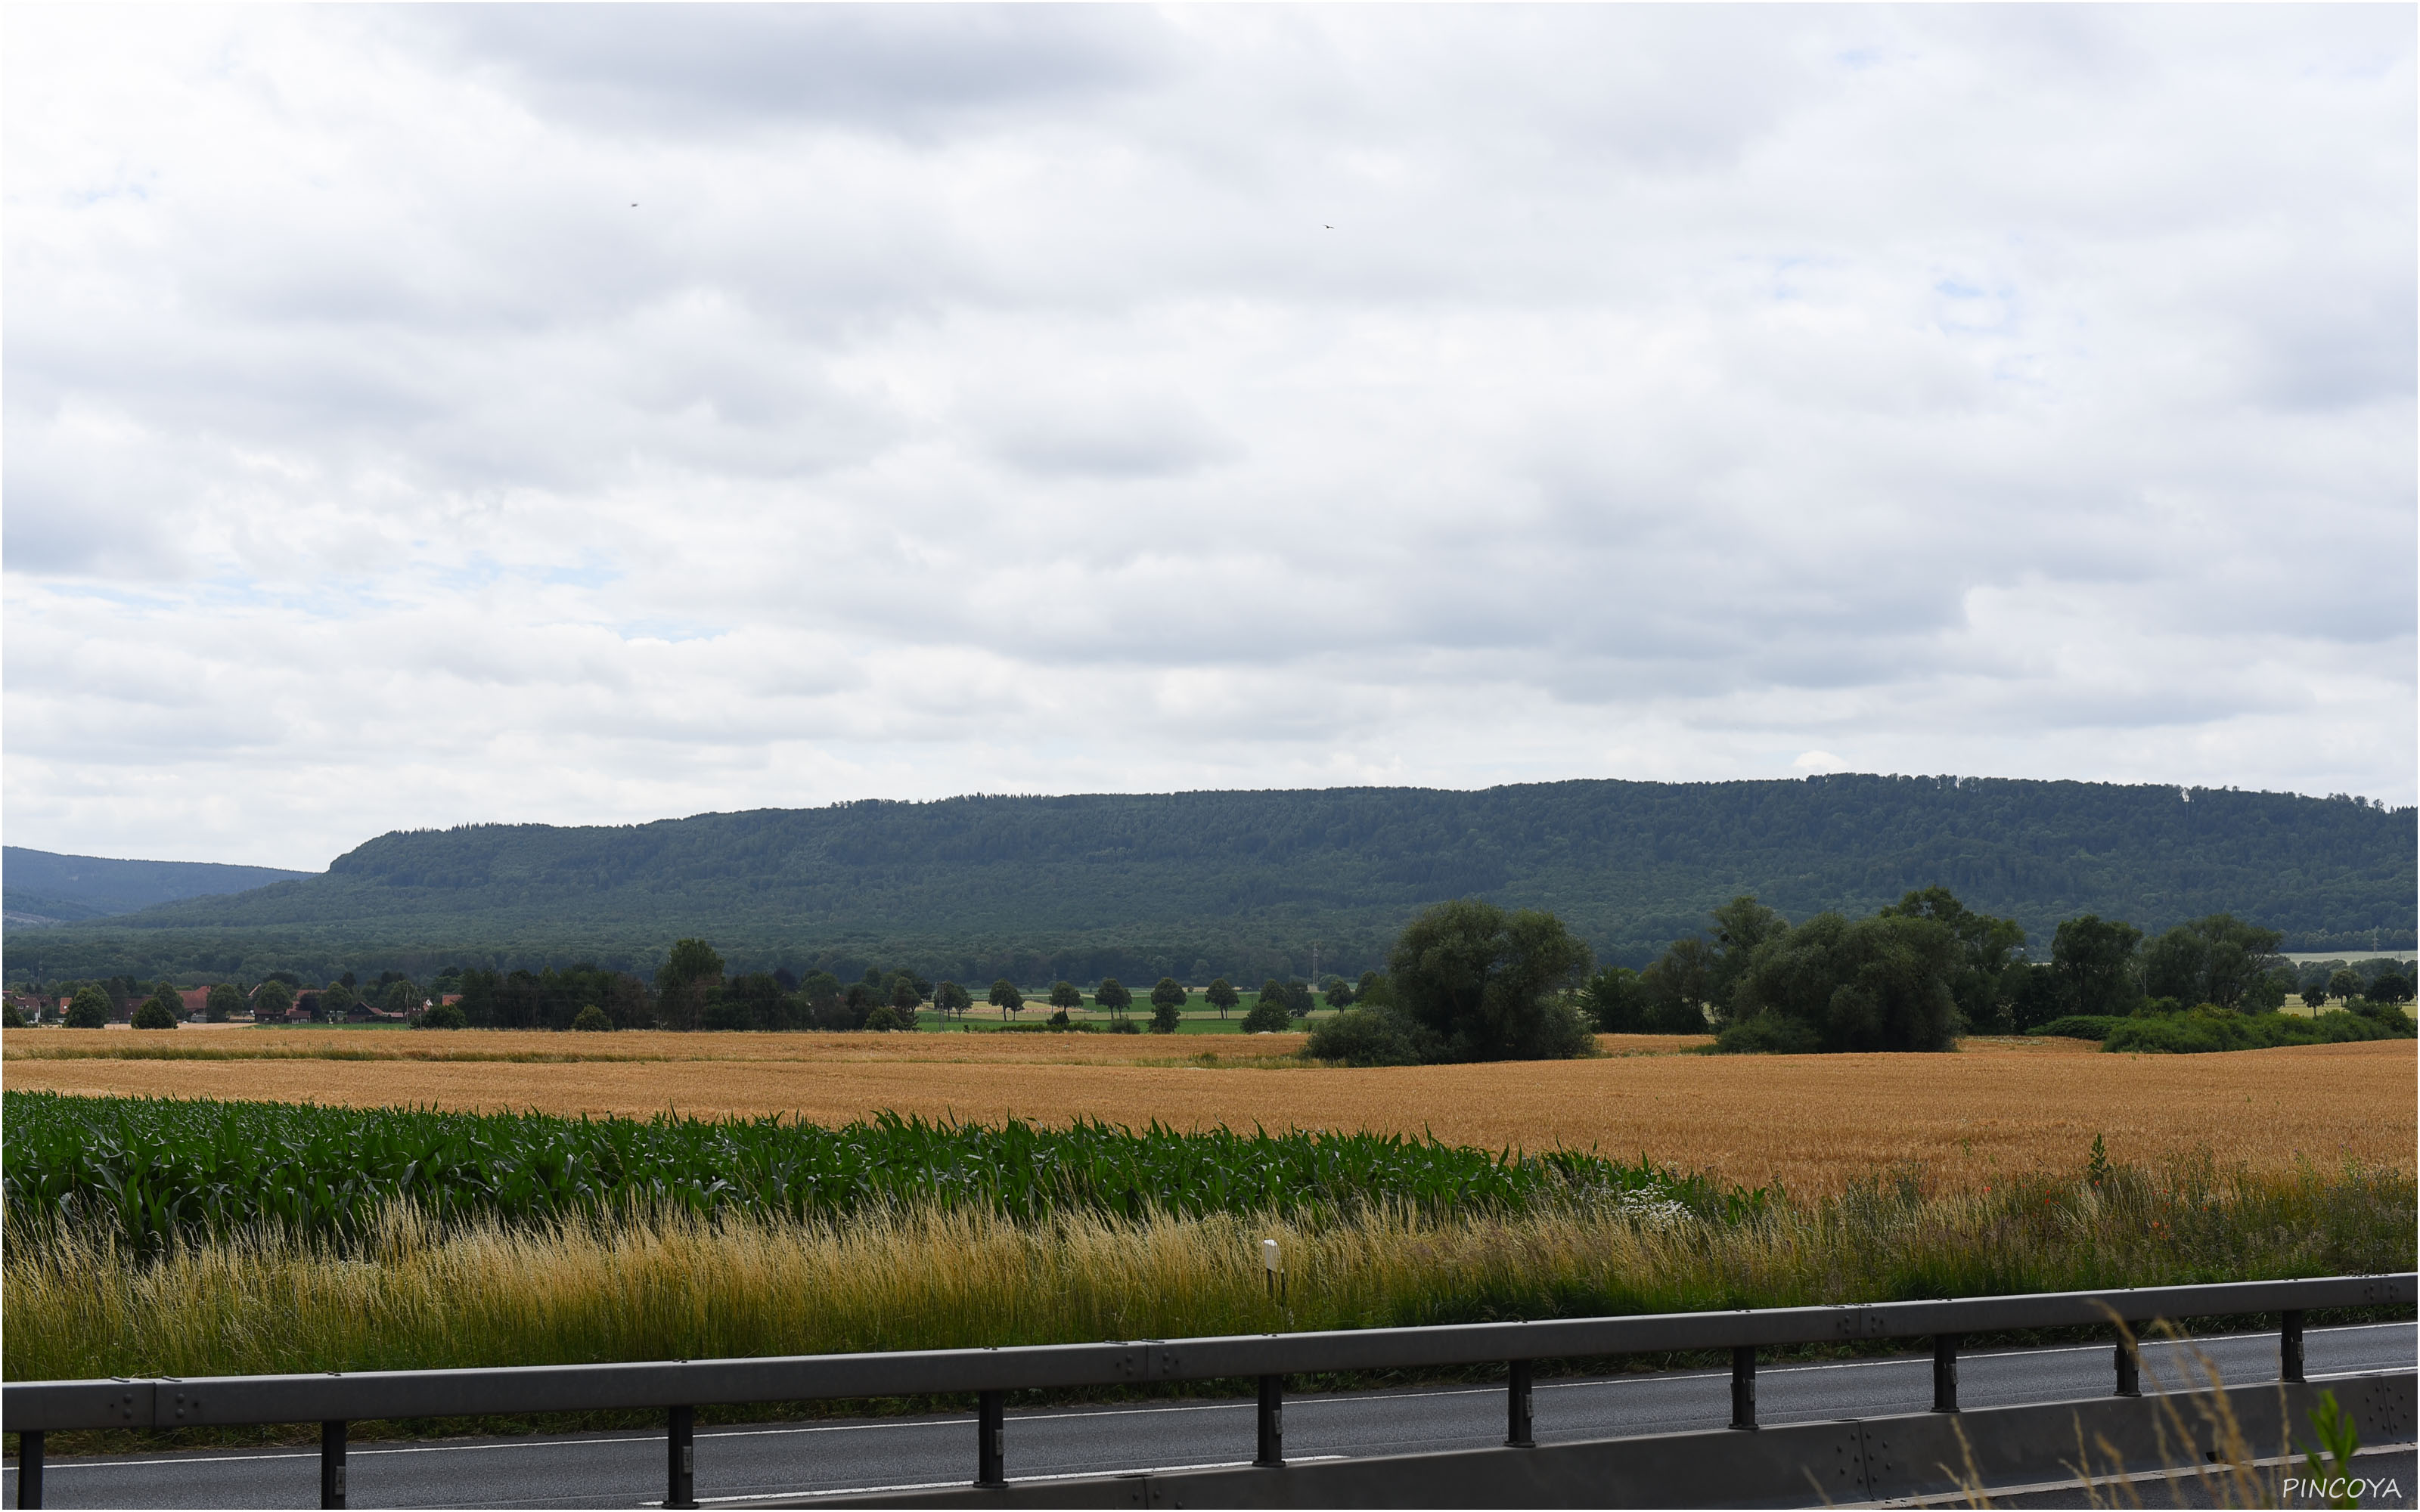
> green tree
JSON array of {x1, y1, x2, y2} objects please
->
[
  {"x1": 2051, "y1": 915, "x2": 2143, "y2": 1017},
  {"x1": 2301, "y1": 982, "x2": 2331, "y2": 1009},
  {"x1": 1879, "y1": 886, "x2": 2027, "y2": 1033},
  {"x1": 65, "y1": 986, "x2": 110, "y2": 1028},
  {"x1": 1321, "y1": 975, "x2": 1354, "y2": 1008},
  {"x1": 318, "y1": 983, "x2": 358, "y2": 1021},
  {"x1": 989, "y1": 979, "x2": 1025, "y2": 1019},
  {"x1": 417, "y1": 1000, "x2": 468, "y2": 1030},
  {"x1": 132, "y1": 997, "x2": 180, "y2": 1030},
  {"x1": 1725, "y1": 910, "x2": 1963, "y2": 1052},
  {"x1": 2327, "y1": 968, "x2": 2363, "y2": 1004},
  {"x1": 1205, "y1": 978, "x2": 1239, "y2": 1018},
  {"x1": 1049, "y1": 981, "x2": 1083, "y2": 1012},
  {"x1": 1386, "y1": 899, "x2": 1594, "y2": 1062},
  {"x1": 253, "y1": 979, "x2": 294, "y2": 1021},
  {"x1": 2143, "y1": 914, "x2": 2285, "y2": 1009},
  {"x1": 891, "y1": 973, "x2": 923, "y2": 1010},
  {"x1": 1150, "y1": 995, "x2": 1183, "y2": 1033},
  {"x1": 2366, "y1": 972, "x2": 2413, "y2": 1006},
  {"x1": 1095, "y1": 978, "x2": 1133, "y2": 1018},
  {"x1": 1354, "y1": 970, "x2": 1395, "y2": 1009},
  {"x1": 570, "y1": 1004, "x2": 613, "y2": 1032},
  {"x1": 1638, "y1": 937, "x2": 1716, "y2": 1030},
  {"x1": 1580, "y1": 965, "x2": 1646, "y2": 1033},
  {"x1": 1706, "y1": 896, "x2": 1791, "y2": 1022},
  {"x1": 934, "y1": 981, "x2": 972, "y2": 1018},
  {"x1": 378, "y1": 980, "x2": 419, "y2": 1016},
  {"x1": 205, "y1": 984, "x2": 245, "y2": 1022},
  {"x1": 1150, "y1": 978, "x2": 1188, "y2": 1016},
  {"x1": 654, "y1": 938, "x2": 724, "y2": 1031}
]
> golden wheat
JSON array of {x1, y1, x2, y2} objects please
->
[{"x1": 4, "y1": 1035, "x2": 2406, "y2": 1194}]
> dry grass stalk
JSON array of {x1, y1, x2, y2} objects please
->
[{"x1": 8, "y1": 1157, "x2": 2407, "y2": 1386}]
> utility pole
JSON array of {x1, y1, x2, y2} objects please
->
[{"x1": 1311, "y1": 943, "x2": 1320, "y2": 987}]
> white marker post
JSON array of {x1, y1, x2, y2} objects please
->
[{"x1": 1262, "y1": 1238, "x2": 1283, "y2": 1302}]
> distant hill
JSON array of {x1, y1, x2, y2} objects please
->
[
  {"x1": 6, "y1": 776, "x2": 2411, "y2": 985},
  {"x1": 2, "y1": 847, "x2": 312, "y2": 927}
]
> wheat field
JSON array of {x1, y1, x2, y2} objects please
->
[{"x1": 6, "y1": 1029, "x2": 2407, "y2": 1192}]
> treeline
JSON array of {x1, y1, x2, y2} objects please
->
[
  {"x1": 11, "y1": 776, "x2": 2411, "y2": 983},
  {"x1": 1584, "y1": 887, "x2": 2416, "y2": 1054}
]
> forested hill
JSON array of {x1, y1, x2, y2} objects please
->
[
  {"x1": 2, "y1": 847, "x2": 312, "y2": 926},
  {"x1": 9, "y1": 776, "x2": 2412, "y2": 985}
]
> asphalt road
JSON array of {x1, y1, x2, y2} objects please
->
[{"x1": 7, "y1": 1324, "x2": 2411, "y2": 1508}]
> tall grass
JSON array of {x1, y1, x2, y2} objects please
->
[{"x1": 8, "y1": 1157, "x2": 2406, "y2": 1385}]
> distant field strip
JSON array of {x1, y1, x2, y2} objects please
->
[{"x1": 5, "y1": 1034, "x2": 2407, "y2": 1192}]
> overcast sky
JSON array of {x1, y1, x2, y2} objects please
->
[{"x1": 6, "y1": 5, "x2": 2413, "y2": 870}]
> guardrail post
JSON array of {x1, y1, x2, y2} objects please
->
[
  {"x1": 976, "y1": 1390, "x2": 1006, "y2": 1487},
  {"x1": 319, "y1": 1421, "x2": 347, "y2": 1510},
  {"x1": 17, "y1": 1430, "x2": 42, "y2": 1509},
  {"x1": 2282, "y1": 1309, "x2": 2305, "y2": 1383},
  {"x1": 1505, "y1": 1360, "x2": 1534, "y2": 1447},
  {"x1": 1255, "y1": 1374, "x2": 1285, "y2": 1467},
  {"x1": 2113, "y1": 1324, "x2": 2141, "y2": 1398},
  {"x1": 1729, "y1": 1346, "x2": 1757, "y2": 1430},
  {"x1": 1931, "y1": 1334, "x2": 1960, "y2": 1412},
  {"x1": 666, "y1": 1405, "x2": 697, "y2": 1508}
]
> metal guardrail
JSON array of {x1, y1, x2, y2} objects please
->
[{"x1": 4, "y1": 1273, "x2": 2410, "y2": 1509}]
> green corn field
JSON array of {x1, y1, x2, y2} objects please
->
[{"x1": 1, "y1": 1091, "x2": 1766, "y2": 1250}]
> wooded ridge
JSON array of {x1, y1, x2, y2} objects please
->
[{"x1": 5, "y1": 775, "x2": 2409, "y2": 984}]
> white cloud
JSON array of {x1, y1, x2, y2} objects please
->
[{"x1": 4, "y1": 5, "x2": 2412, "y2": 869}]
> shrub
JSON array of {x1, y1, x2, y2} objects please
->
[
  {"x1": 2100, "y1": 1009, "x2": 2409, "y2": 1054},
  {"x1": 1302, "y1": 1008, "x2": 1424, "y2": 1066},
  {"x1": 131, "y1": 999, "x2": 181, "y2": 1030},
  {"x1": 1713, "y1": 1011, "x2": 1821, "y2": 1055},
  {"x1": 65, "y1": 987, "x2": 110, "y2": 1029},
  {"x1": 861, "y1": 1004, "x2": 903, "y2": 1033},
  {"x1": 570, "y1": 1005, "x2": 613, "y2": 1033},
  {"x1": 1388, "y1": 899, "x2": 1595, "y2": 1062},
  {"x1": 414, "y1": 1002, "x2": 468, "y2": 1030},
  {"x1": 3, "y1": 1002, "x2": 25, "y2": 1029},
  {"x1": 2029, "y1": 1015, "x2": 2130, "y2": 1042},
  {"x1": 1240, "y1": 997, "x2": 1292, "y2": 1033},
  {"x1": 1108, "y1": 1020, "x2": 1140, "y2": 1034}
]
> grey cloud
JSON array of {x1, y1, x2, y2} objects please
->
[
  {"x1": 2, "y1": 5, "x2": 2412, "y2": 867},
  {"x1": 399, "y1": 5, "x2": 1174, "y2": 140}
]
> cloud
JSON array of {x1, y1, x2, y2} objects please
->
[{"x1": 3, "y1": 6, "x2": 2412, "y2": 868}]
